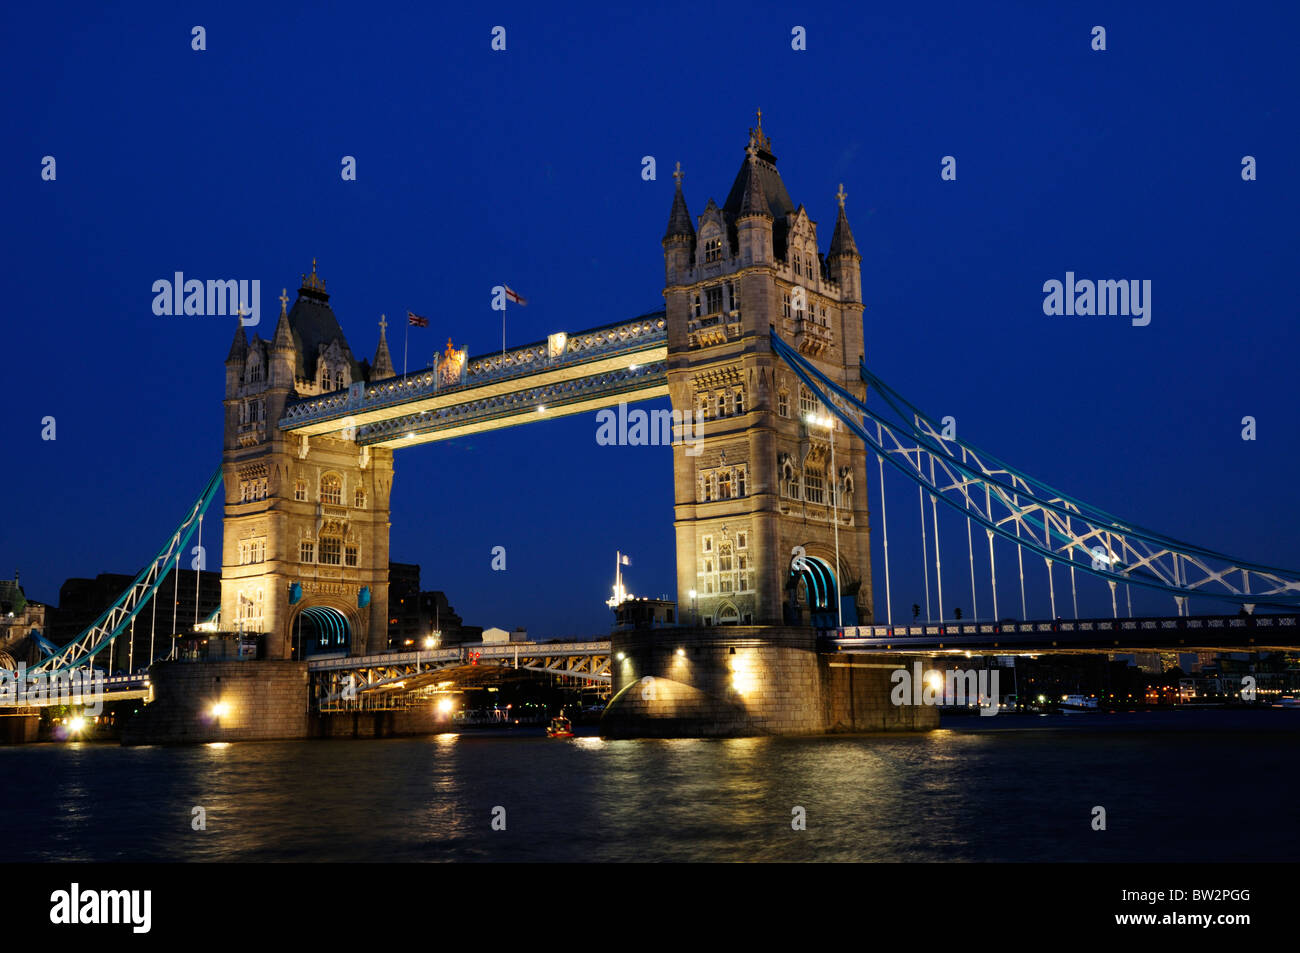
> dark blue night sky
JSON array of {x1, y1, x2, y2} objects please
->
[{"x1": 4, "y1": 2, "x2": 1298, "y2": 637}]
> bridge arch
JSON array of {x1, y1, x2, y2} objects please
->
[
  {"x1": 787, "y1": 551, "x2": 849, "y2": 628},
  {"x1": 290, "y1": 604, "x2": 356, "y2": 659}
]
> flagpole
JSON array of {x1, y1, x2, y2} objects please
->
[{"x1": 404, "y1": 318, "x2": 409, "y2": 377}]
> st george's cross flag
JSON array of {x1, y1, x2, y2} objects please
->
[
  {"x1": 407, "y1": 311, "x2": 429, "y2": 327},
  {"x1": 503, "y1": 286, "x2": 527, "y2": 306}
]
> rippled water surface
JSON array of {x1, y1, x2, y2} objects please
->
[{"x1": 3, "y1": 711, "x2": 1296, "y2": 862}]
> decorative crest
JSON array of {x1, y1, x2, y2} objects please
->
[
  {"x1": 300, "y1": 257, "x2": 327, "y2": 293},
  {"x1": 748, "y1": 108, "x2": 771, "y2": 153}
]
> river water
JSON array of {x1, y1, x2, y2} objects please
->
[{"x1": 3, "y1": 711, "x2": 1295, "y2": 862}]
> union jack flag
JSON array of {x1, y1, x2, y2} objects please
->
[{"x1": 407, "y1": 311, "x2": 429, "y2": 327}]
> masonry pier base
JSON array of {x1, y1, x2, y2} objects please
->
[{"x1": 601, "y1": 625, "x2": 938, "y2": 738}]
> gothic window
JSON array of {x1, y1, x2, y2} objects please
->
[
  {"x1": 717, "y1": 393, "x2": 728, "y2": 418},
  {"x1": 734, "y1": 388, "x2": 745, "y2": 415},
  {"x1": 697, "y1": 395, "x2": 709, "y2": 421},
  {"x1": 736, "y1": 466, "x2": 747, "y2": 497},
  {"x1": 704, "y1": 236, "x2": 723, "y2": 263},
  {"x1": 702, "y1": 535, "x2": 713, "y2": 553},
  {"x1": 345, "y1": 544, "x2": 359, "y2": 567},
  {"x1": 804, "y1": 466, "x2": 825, "y2": 504},
  {"x1": 799, "y1": 386, "x2": 816, "y2": 415},
  {"x1": 701, "y1": 474, "x2": 713, "y2": 503},
  {"x1": 719, "y1": 471, "x2": 732, "y2": 500},
  {"x1": 777, "y1": 390, "x2": 789, "y2": 418},
  {"x1": 295, "y1": 480, "x2": 307, "y2": 502},
  {"x1": 737, "y1": 531, "x2": 748, "y2": 549},
  {"x1": 782, "y1": 461, "x2": 798, "y2": 498},
  {"x1": 300, "y1": 541, "x2": 315, "y2": 563},
  {"x1": 320, "y1": 474, "x2": 343, "y2": 505},
  {"x1": 320, "y1": 536, "x2": 342, "y2": 566},
  {"x1": 692, "y1": 293, "x2": 702, "y2": 318},
  {"x1": 354, "y1": 487, "x2": 365, "y2": 508},
  {"x1": 246, "y1": 355, "x2": 263, "y2": 384},
  {"x1": 782, "y1": 292, "x2": 791, "y2": 319},
  {"x1": 705, "y1": 286, "x2": 723, "y2": 314},
  {"x1": 794, "y1": 253, "x2": 802, "y2": 276},
  {"x1": 821, "y1": 304, "x2": 829, "y2": 327},
  {"x1": 719, "y1": 543, "x2": 734, "y2": 593}
]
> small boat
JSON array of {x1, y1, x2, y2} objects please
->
[
  {"x1": 546, "y1": 715, "x2": 574, "y2": 738},
  {"x1": 1059, "y1": 694, "x2": 1099, "y2": 712},
  {"x1": 1272, "y1": 696, "x2": 1300, "y2": 709}
]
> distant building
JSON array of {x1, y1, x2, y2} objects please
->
[
  {"x1": 50, "y1": 569, "x2": 222, "y2": 671},
  {"x1": 612, "y1": 597, "x2": 677, "y2": 631},
  {"x1": 386, "y1": 562, "x2": 482, "y2": 649},
  {"x1": 482, "y1": 627, "x2": 529, "y2": 644},
  {"x1": 0, "y1": 574, "x2": 49, "y2": 665}
]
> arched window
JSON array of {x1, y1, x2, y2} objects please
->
[
  {"x1": 804, "y1": 466, "x2": 825, "y2": 504},
  {"x1": 719, "y1": 471, "x2": 732, "y2": 500},
  {"x1": 320, "y1": 474, "x2": 343, "y2": 505},
  {"x1": 782, "y1": 461, "x2": 798, "y2": 498},
  {"x1": 354, "y1": 487, "x2": 366, "y2": 508},
  {"x1": 777, "y1": 390, "x2": 789, "y2": 418}
]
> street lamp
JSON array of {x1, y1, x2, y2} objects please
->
[{"x1": 805, "y1": 408, "x2": 843, "y2": 629}]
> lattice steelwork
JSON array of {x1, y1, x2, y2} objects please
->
[
  {"x1": 311, "y1": 642, "x2": 611, "y2": 711},
  {"x1": 771, "y1": 330, "x2": 1300, "y2": 614},
  {"x1": 23, "y1": 467, "x2": 224, "y2": 675}
]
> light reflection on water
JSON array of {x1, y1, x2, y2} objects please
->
[{"x1": 2, "y1": 712, "x2": 1296, "y2": 862}]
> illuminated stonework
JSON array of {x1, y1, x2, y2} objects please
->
[
  {"x1": 663, "y1": 117, "x2": 872, "y2": 626},
  {"x1": 221, "y1": 269, "x2": 395, "y2": 658}
]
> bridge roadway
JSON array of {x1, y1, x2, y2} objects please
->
[
  {"x1": 308, "y1": 640, "x2": 613, "y2": 710},
  {"x1": 826, "y1": 613, "x2": 1300, "y2": 654},
  {"x1": 3, "y1": 673, "x2": 150, "y2": 708}
]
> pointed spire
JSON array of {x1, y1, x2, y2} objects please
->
[
  {"x1": 272, "y1": 286, "x2": 294, "y2": 350},
  {"x1": 371, "y1": 313, "x2": 396, "y2": 379},
  {"x1": 737, "y1": 142, "x2": 771, "y2": 220},
  {"x1": 829, "y1": 183, "x2": 859, "y2": 258},
  {"x1": 225, "y1": 318, "x2": 247, "y2": 363},
  {"x1": 663, "y1": 161, "x2": 695, "y2": 242}
]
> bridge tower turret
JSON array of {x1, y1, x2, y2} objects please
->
[{"x1": 664, "y1": 113, "x2": 873, "y2": 628}]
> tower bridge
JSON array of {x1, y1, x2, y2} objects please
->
[{"x1": 13, "y1": 113, "x2": 1300, "y2": 739}]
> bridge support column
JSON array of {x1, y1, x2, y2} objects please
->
[{"x1": 601, "y1": 626, "x2": 938, "y2": 737}]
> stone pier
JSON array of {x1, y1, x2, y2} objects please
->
[
  {"x1": 122, "y1": 660, "x2": 310, "y2": 745},
  {"x1": 601, "y1": 626, "x2": 938, "y2": 737}
]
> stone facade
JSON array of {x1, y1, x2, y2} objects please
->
[
  {"x1": 221, "y1": 264, "x2": 396, "y2": 659},
  {"x1": 121, "y1": 660, "x2": 309, "y2": 744},
  {"x1": 602, "y1": 626, "x2": 938, "y2": 737},
  {"x1": 663, "y1": 115, "x2": 872, "y2": 628}
]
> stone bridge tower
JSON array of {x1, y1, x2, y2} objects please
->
[
  {"x1": 221, "y1": 263, "x2": 397, "y2": 658},
  {"x1": 663, "y1": 114, "x2": 872, "y2": 628}
]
